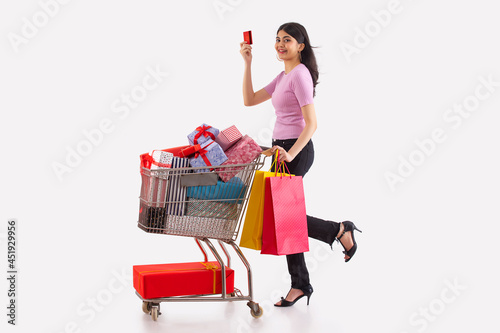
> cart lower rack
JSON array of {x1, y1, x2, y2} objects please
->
[{"x1": 135, "y1": 152, "x2": 267, "y2": 321}]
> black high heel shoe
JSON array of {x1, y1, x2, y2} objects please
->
[
  {"x1": 274, "y1": 285, "x2": 313, "y2": 307},
  {"x1": 336, "y1": 221, "x2": 362, "y2": 263}
]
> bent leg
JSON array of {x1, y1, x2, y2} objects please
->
[{"x1": 307, "y1": 215, "x2": 340, "y2": 247}]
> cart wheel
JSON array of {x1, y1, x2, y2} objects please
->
[
  {"x1": 247, "y1": 301, "x2": 263, "y2": 319},
  {"x1": 142, "y1": 301, "x2": 151, "y2": 314},
  {"x1": 151, "y1": 306, "x2": 158, "y2": 321},
  {"x1": 250, "y1": 306, "x2": 263, "y2": 319}
]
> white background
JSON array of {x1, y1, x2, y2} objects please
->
[{"x1": 1, "y1": 0, "x2": 499, "y2": 332}]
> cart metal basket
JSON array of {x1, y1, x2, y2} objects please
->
[{"x1": 136, "y1": 152, "x2": 267, "y2": 321}]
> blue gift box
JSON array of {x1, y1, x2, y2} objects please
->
[
  {"x1": 187, "y1": 123, "x2": 220, "y2": 145},
  {"x1": 189, "y1": 139, "x2": 228, "y2": 173},
  {"x1": 186, "y1": 177, "x2": 246, "y2": 203}
]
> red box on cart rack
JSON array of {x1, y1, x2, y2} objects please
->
[{"x1": 133, "y1": 261, "x2": 235, "y2": 299}]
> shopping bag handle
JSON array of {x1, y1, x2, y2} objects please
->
[
  {"x1": 274, "y1": 150, "x2": 292, "y2": 178},
  {"x1": 261, "y1": 148, "x2": 292, "y2": 177}
]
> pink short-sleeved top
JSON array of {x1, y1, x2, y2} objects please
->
[{"x1": 264, "y1": 63, "x2": 314, "y2": 140}]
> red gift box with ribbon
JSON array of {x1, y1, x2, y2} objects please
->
[
  {"x1": 140, "y1": 146, "x2": 190, "y2": 169},
  {"x1": 133, "y1": 261, "x2": 234, "y2": 299},
  {"x1": 179, "y1": 144, "x2": 202, "y2": 158}
]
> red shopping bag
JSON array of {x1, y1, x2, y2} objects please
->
[{"x1": 261, "y1": 155, "x2": 309, "y2": 255}]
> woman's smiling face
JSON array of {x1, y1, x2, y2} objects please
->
[{"x1": 275, "y1": 30, "x2": 304, "y2": 61}]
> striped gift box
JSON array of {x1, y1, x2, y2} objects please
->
[
  {"x1": 164, "y1": 157, "x2": 190, "y2": 216},
  {"x1": 215, "y1": 125, "x2": 242, "y2": 151}
]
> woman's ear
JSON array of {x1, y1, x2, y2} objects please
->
[{"x1": 299, "y1": 43, "x2": 305, "y2": 52}]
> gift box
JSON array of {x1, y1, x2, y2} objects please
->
[
  {"x1": 186, "y1": 177, "x2": 246, "y2": 203},
  {"x1": 162, "y1": 145, "x2": 191, "y2": 157},
  {"x1": 138, "y1": 203, "x2": 167, "y2": 231},
  {"x1": 188, "y1": 124, "x2": 219, "y2": 145},
  {"x1": 140, "y1": 146, "x2": 190, "y2": 169},
  {"x1": 138, "y1": 167, "x2": 169, "y2": 226},
  {"x1": 189, "y1": 140, "x2": 228, "y2": 172},
  {"x1": 138, "y1": 157, "x2": 191, "y2": 229},
  {"x1": 218, "y1": 135, "x2": 262, "y2": 182},
  {"x1": 179, "y1": 144, "x2": 202, "y2": 158},
  {"x1": 215, "y1": 125, "x2": 242, "y2": 151},
  {"x1": 165, "y1": 215, "x2": 236, "y2": 239},
  {"x1": 150, "y1": 150, "x2": 173, "y2": 169},
  {"x1": 164, "y1": 157, "x2": 191, "y2": 216},
  {"x1": 133, "y1": 261, "x2": 234, "y2": 299},
  {"x1": 186, "y1": 200, "x2": 239, "y2": 220}
]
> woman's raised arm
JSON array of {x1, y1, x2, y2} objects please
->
[{"x1": 240, "y1": 41, "x2": 271, "y2": 106}]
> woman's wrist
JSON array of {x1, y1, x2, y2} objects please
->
[{"x1": 287, "y1": 149, "x2": 298, "y2": 160}]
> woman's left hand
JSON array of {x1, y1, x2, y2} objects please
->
[{"x1": 272, "y1": 145, "x2": 294, "y2": 163}]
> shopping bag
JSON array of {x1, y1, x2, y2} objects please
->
[
  {"x1": 239, "y1": 151, "x2": 292, "y2": 251},
  {"x1": 260, "y1": 154, "x2": 308, "y2": 255},
  {"x1": 238, "y1": 170, "x2": 269, "y2": 250}
]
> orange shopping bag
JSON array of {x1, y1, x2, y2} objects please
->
[{"x1": 239, "y1": 151, "x2": 291, "y2": 250}]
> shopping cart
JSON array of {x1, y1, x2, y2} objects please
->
[{"x1": 135, "y1": 151, "x2": 268, "y2": 321}]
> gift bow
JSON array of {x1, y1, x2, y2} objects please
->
[
  {"x1": 194, "y1": 125, "x2": 216, "y2": 144},
  {"x1": 140, "y1": 152, "x2": 172, "y2": 169},
  {"x1": 194, "y1": 141, "x2": 215, "y2": 167},
  {"x1": 140, "y1": 153, "x2": 152, "y2": 169},
  {"x1": 180, "y1": 144, "x2": 202, "y2": 157},
  {"x1": 194, "y1": 148, "x2": 208, "y2": 159}
]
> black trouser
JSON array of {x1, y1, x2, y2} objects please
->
[{"x1": 272, "y1": 138, "x2": 341, "y2": 290}]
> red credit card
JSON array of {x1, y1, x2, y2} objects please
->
[{"x1": 243, "y1": 30, "x2": 253, "y2": 44}]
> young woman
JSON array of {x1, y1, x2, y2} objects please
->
[{"x1": 240, "y1": 22, "x2": 362, "y2": 307}]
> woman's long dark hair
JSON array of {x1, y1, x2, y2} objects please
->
[{"x1": 277, "y1": 22, "x2": 319, "y2": 97}]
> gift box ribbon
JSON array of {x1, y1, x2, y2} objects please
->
[
  {"x1": 140, "y1": 153, "x2": 152, "y2": 169},
  {"x1": 140, "y1": 153, "x2": 172, "y2": 168},
  {"x1": 194, "y1": 141, "x2": 215, "y2": 168},
  {"x1": 180, "y1": 144, "x2": 202, "y2": 158},
  {"x1": 136, "y1": 262, "x2": 222, "y2": 294},
  {"x1": 194, "y1": 125, "x2": 216, "y2": 144},
  {"x1": 200, "y1": 262, "x2": 218, "y2": 294}
]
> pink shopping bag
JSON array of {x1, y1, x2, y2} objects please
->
[{"x1": 261, "y1": 154, "x2": 309, "y2": 255}]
